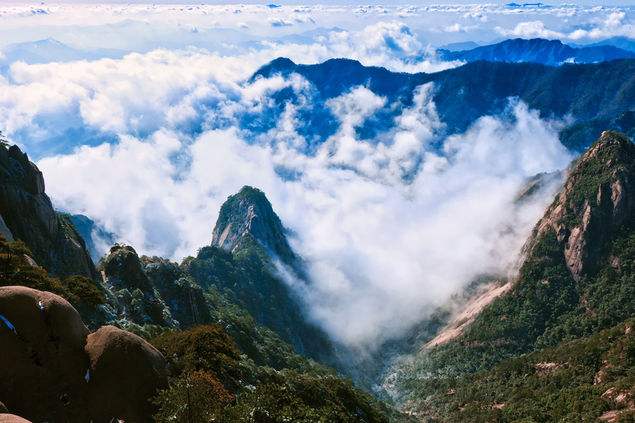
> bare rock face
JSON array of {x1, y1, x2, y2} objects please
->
[
  {"x1": 525, "y1": 131, "x2": 634, "y2": 281},
  {"x1": 85, "y1": 325, "x2": 168, "y2": 423},
  {"x1": 0, "y1": 144, "x2": 96, "y2": 279},
  {"x1": 0, "y1": 287, "x2": 169, "y2": 422},
  {"x1": 0, "y1": 286, "x2": 90, "y2": 422},
  {"x1": 211, "y1": 186, "x2": 298, "y2": 265},
  {"x1": 100, "y1": 244, "x2": 177, "y2": 327}
]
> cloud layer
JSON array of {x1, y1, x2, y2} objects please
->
[
  {"x1": 27, "y1": 51, "x2": 571, "y2": 346},
  {"x1": 0, "y1": 4, "x2": 597, "y2": 347}
]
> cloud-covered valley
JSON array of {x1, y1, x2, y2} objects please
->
[
  {"x1": 4, "y1": 2, "x2": 620, "y2": 347},
  {"x1": 0, "y1": 48, "x2": 571, "y2": 347}
]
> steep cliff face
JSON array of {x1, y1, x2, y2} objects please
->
[
  {"x1": 392, "y1": 132, "x2": 635, "y2": 421},
  {"x1": 68, "y1": 214, "x2": 116, "y2": 263},
  {"x1": 200, "y1": 186, "x2": 335, "y2": 363},
  {"x1": 526, "y1": 131, "x2": 634, "y2": 281},
  {"x1": 211, "y1": 186, "x2": 299, "y2": 267},
  {"x1": 0, "y1": 144, "x2": 96, "y2": 279}
]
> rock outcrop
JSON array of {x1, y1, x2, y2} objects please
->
[
  {"x1": 143, "y1": 256, "x2": 212, "y2": 327},
  {"x1": 202, "y1": 187, "x2": 336, "y2": 365},
  {"x1": 212, "y1": 186, "x2": 299, "y2": 266},
  {"x1": 100, "y1": 244, "x2": 177, "y2": 327},
  {"x1": 0, "y1": 415, "x2": 31, "y2": 423},
  {"x1": 0, "y1": 287, "x2": 168, "y2": 422},
  {"x1": 0, "y1": 286, "x2": 90, "y2": 421},
  {"x1": 85, "y1": 325, "x2": 168, "y2": 422},
  {"x1": 525, "y1": 131, "x2": 634, "y2": 281},
  {"x1": 0, "y1": 144, "x2": 96, "y2": 279}
]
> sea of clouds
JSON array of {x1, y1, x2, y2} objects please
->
[{"x1": 1, "y1": 2, "x2": 632, "y2": 347}]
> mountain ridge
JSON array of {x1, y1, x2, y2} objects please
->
[
  {"x1": 392, "y1": 132, "x2": 635, "y2": 420},
  {"x1": 0, "y1": 143, "x2": 97, "y2": 279},
  {"x1": 438, "y1": 38, "x2": 635, "y2": 66},
  {"x1": 253, "y1": 57, "x2": 635, "y2": 151}
]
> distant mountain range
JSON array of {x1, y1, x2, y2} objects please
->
[
  {"x1": 254, "y1": 57, "x2": 635, "y2": 151},
  {"x1": 0, "y1": 38, "x2": 124, "y2": 72},
  {"x1": 438, "y1": 38, "x2": 635, "y2": 66}
]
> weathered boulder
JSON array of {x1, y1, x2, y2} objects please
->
[
  {"x1": 85, "y1": 325, "x2": 168, "y2": 422},
  {"x1": 0, "y1": 286, "x2": 90, "y2": 421},
  {"x1": 0, "y1": 415, "x2": 32, "y2": 423}
]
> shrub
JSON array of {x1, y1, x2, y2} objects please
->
[{"x1": 154, "y1": 370, "x2": 234, "y2": 423}]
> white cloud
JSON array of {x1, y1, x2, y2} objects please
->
[
  {"x1": 497, "y1": 9, "x2": 635, "y2": 41},
  {"x1": 497, "y1": 20, "x2": 564, "y2": 39},
  {"x1": 0, "y1": 2, "x2": 589, "y2": 349},
  {"x1": 36, "y1": 77, "x2": 571, "y2": 347}
]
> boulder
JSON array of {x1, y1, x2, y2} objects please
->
[
  {"x1": 0, "y1": 415, "x2": 32, "y2": 423},
  {"x1": 0, "y1": 286, "x2": 90, "y2": 421},
  {"x1": 85, "y1": 325, "x2": 168, "y2": 422}
]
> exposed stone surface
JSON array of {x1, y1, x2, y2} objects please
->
[
  {"x1": 0, "y1": 287, "x2": 169, "y2": 422},
  {"x1": 204, "y1": 187, "x2": 336, "y2": 364},
  {"x1": 0, "y1": 286, "x2": 90, "y2": 422},
  {"x1": 100, "y1": 245, "x2": 177, "y2": 327},
  {"x1": 524, "y1": 131, "x2": 634, "y2": 281},
  {"x1": 425, "y1": 281, "x2": 512, "y2": 348},
  {"x1": 85, "y1": 325, "x2": 168, "y2": 423},
  {"x1": 0, "y1": 144, "x2": 96, "y2": 279},
  {"x1": 0, "y1": 415, "x2": 32, "y2": 423},
  {"x1": 211, "y1": 186, "x2": 298, "y2": 266}
]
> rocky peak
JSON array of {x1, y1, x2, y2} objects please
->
[
  {"x1": 99, "y1": 244, "x2": 177, "y2": 328},
  {"x1": 100, "y1": 244, "x2": 152, "y2": 291},
  {"x1": 211, "y1": 186, "x2": 297, "y2": 265},
  {"x1": 526, "y1": 131, "x2": 634, "y2": 281},
  {"x1": 0, "y1": 143, "x2": 96, "y2": 279}
]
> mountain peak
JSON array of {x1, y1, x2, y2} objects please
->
[
  {"x1": 527, "y1": 131, "x2": 634, "y2": 280},
  {"x1": 438, "y1": 37, "x2": 635, "y2": 66},
  {"x1": 252, "y1": 57, "x2": 297, "y2": 80},
  {"x1": 211, "y1": 186, "x2": 297, "y2": 265}
]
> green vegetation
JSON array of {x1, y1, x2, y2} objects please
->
[
  {"x1": 154, "y1": 370, "x2": 234, "y2": 423},
  {"x1": 185, "y1": 244, "x2": 335, "y2": 366},
  {"x1": 0, "y1": 236, "x2": 104, "y2": 310},
  {"x1": 222, "y1": 369, "x2": 389, "y2": 423},
  {"x1": 395, "y1": 134, "x2": 635, "y2": 421},
  {"x1": 407, "y1": 319, "x2": 634, "y2": 422},
  {"x1": 151, "y1": 325, "x2": 390, "y2": 423},
  {"x1": 152, "y1": 325, "x2": 242, "y2": 389}
]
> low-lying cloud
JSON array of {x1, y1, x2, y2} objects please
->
[
  {"x1": 29, "y1": 51, "x2": 572, "y2": 347},
  {"x1": 0, "y1": 10, "x2": 584, "y2": 347}
]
